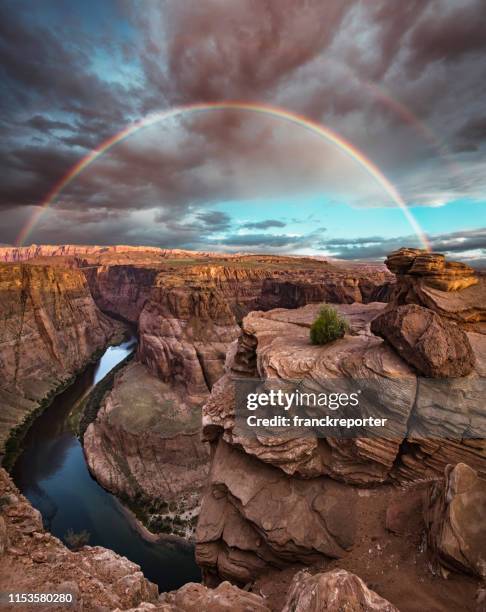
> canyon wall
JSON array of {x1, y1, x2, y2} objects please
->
[
  {"x1": 2, "y1": 466, "x2": 403, "y2": 611},
  {"x1": 0, "y1": 263, "x2": 124, "y2": 456},
  {"x1": 0, "y1": 468, "x2": 160, "y2": 610},
  {"x1": 194, "y1": 249, "x2": 486, "y2": 609},
  {"x1": 0, "y1": 244, "x2": 201, "y2": 263},
  {"x1": 84, "y1": 265, "x2": 159, "y2": 323}
]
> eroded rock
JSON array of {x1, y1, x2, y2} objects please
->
[
  {"x1": 385, "y1": 248, "x2": 478, "y2": 292},
  {"x1": 160, "y1": 580, "x2": 270, "y2": 611},
  {"x1": 282, "y1": 569, "x2": 399, "y2": 612},
  {"x1": 384, "y1": 248, "x2": 485, "y2": 324},
  {"x1": 0, "y1": 263, "x2": 124, "y2": 453},
  {"x1": 0, "y1": 469, "x2": 159, "y2": 610},
  {"x1": 424, "y1": 463, "x2": 486, "y2": 578},
  {"x1": 84, "y1": 362, "x2": 209, "y2": 537},
  {"x1": 195, "y1": 440, "x2": 358, "y2": 585},
  {"x1": 371, "y1": 304, "x2": 475, "y2": 377}
]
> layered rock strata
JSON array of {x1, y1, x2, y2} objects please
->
[
  {"x1": 196, "y1": 295, "x2": 486, "y2": 586},
  {"x1": 84, "y1": 265, "x2": 159, "y2": 324},
  {"x1": 137, "y1": 272, "x2": 242, "y2": 401},
  {"x1": 385, "y1": 248, "x2": 478, "y2": 292},
  {"x1": 385, "y1": 248, "x2": 485, "y2": 323},
  {"x1": 0, "y1": 263, "x2": 123, "y2": 455}
]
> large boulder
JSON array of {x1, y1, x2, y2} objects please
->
[
  {"x1": 281, "y1": 569, "x2": 399, "y2": 612},
  {"x1": 159, "y1": 581, "x2": 270, "y2": 611},
  {"x1": 424, "y1": 463, "x2": 486, "y2": 578},
  {"x1": 371, "y1": 304, "x2": 475, "y2": 377}
]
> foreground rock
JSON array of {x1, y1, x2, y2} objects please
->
[
  {"x1": 371, "y1": 304, "x2": 475, "y2": 377},
  {"x1": 0, "y1": 469, "x2": 159, "y2": 610},
  {"x1": 196, "y1": 439, "x2": 358, "y2": 585},
  {"x1": 424, "y1": 463, "x2": 486, "y2": 579},
  {"x1": 0, "y1": 263, "x2": 123, "y2": 455},
  {"x1": 156, "y1": 581, "x2": 270, "y2": 611},
  {"x1": 84, "y1": 362, "x2": 209, "y2": 538},
  {"x1": 282, "y1": 569, "x2": 398, "y2": 612},
  {"x1": 197, "y1": 297, "x2": 486, "y2": 587}
]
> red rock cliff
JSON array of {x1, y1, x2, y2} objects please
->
[{"x1": 0, "y1": 263, "x2": 122, "y2": 454}]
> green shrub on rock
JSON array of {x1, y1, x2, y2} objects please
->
[{"x1": 310, "y1": 305, "x2": 349, "y2": 345}]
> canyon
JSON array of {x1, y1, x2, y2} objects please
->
[{"x1": 0, "y1": 244, "x2": 484, "y2": 611}]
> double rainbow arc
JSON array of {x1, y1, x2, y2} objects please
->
[{"x1": 16, "y1": 102, "x2": 430, "y2": 250}]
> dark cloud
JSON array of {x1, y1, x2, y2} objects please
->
[
  {"x1": 317, "y1": 227, "x2": 486, "y2": 261},
  {"x1": 0, "y1": 0, "x2": 485, "y2": 248},
  {"x1": 208, "y1": 232, "x2": 314, "y2": 249},
  {"x1": 455, "y1": 116, "x2": 486, "y2": 152},
  {"x1": 240, "y1": 219, "x2": 286, "y2": 230},
  {"x1": 135, "y1": 0, "x2": 353, "y2": 104},
  {"x1": 25, "y1": 115, "x2": 74, "y2": 133},
  {"x1": 196, "y1": 210, "x2": 232, "y2": 231},
  {"x1": 406, "y1": 0, "x2": 486, "y2": 75}
]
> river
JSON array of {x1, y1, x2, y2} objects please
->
[{"x1": 10, "y1": 338, "x2": 201, "y2": 591}]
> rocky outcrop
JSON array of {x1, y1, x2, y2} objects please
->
[
  {"x1": 84, "y1": 362, "x2": 209, "y2": 537},
  {"x1": 0, "y1": 263, "x2": 123, "y2": 455},
  {"x1": 137, "y1": 274, "x2": 241, "y2": 401},
  {"x1": 371, "y1": 304, "x2": 475, "y2": 377},
  {"x1": 196, "y1": 295, "x2": 486, "y2": 585},
  {"x1": 385, "y1": 248, "x2": 485, "y2": 323},
  {"x1": 0, "y1": 468, "x2": 159, "y2": 610},
  {"x1": 157, "y1": 581, "x2": 270, "y2": 611},
  {"x1": 281, "y1": 569, "x2": 399, "y2": 612},
  {"x1": 196, "y1": 439, "x2": 358, "y2": 585},
  {"x1": 386, "y1": 248, "x2": 478, "y2": 292},
  {"x1": 202, "y1": 302, "x2": 418, "y2": 485},
  {"x1": 424, "y1": 463, "x2": 486, "y2": 579}
]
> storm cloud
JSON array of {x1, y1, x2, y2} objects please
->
[{"x1": 0, "y1": 0, "x2": 485, "y2": 260}]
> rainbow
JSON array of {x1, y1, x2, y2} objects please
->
[{"x1": 16, "y1": 102, "x2": 430, "y2": 250}]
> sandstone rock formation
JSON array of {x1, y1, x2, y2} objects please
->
[
  {"x1": 0, "y1": 263, "x2": 123, "y2": 455},
  {"x1": 84, "y1": 265, "x2": 159, "y2": 323},
  {"x1": 84, "y1": 362, "x2": 209, "y2": 537},
  {"x1": 196, "y1": 297, "x2": 486, "y2": 585},
  {"x1": 157, "y1": 581, "x2": 270, "y2": 611},
  {"x1": 281, "y1": 569, "x2": 399, "y2": 612},
  {"x1": 196, "y1": 438, "x2": 358, "y2": 585},
  {"x1": 424, "y1": 463, "x2": 486, "y2": 579},
  {"x1": 384, "y1": 248, "x2": 485, "y2": 324},
  {"x1": 385, "y1": 248, "x2": 478, "y2": 292},
  {"x1": 371, "y1": 304, "x2": 475, "y2": 377},
  {"x1": 0, "y1": 468, "x2": 159, "y2": 610},
  {"x1": 137, "y1": 272, "x2": 241, "y2": 401},
  {"x1": 202, "y1": 302, "x2": 417, "y2": 486}
]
